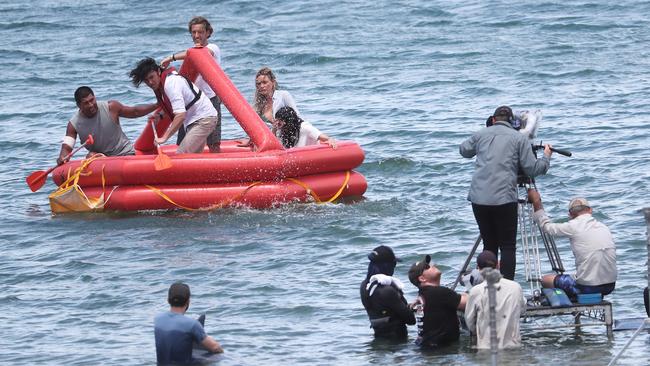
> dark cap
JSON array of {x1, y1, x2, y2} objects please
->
[
  {"x1": 368, "y1": 245, "x2": 400, "y2": 263},
  {"x1": 168, "y1": 282, "x2": 190, "y2": 307},
  {"x1": 493, "y1": 105, "x2": 513, "y2": 120},
  {"x1": 408, "y1": 255, "x2": 431, "y2": 287},
  {"x1": 477, "y1": 250, "x2": 497, "y2": 269}
]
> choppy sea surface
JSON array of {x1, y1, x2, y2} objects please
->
[{"x1": 1, "y1": 1, "x2": 649, "y2": 365}]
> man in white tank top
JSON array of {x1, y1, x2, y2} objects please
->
[
  {"x1": 160, "y1": 16, "x2": 223, "y2": 152},
  {"x1": 57, "y1": 86, "x2": 158, "y2": 165}
]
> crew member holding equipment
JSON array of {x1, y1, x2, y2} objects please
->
[
  {"x1": 360, "y1": 245, "x2": 415, "y2": 339},
  {"x1": 57, "y1": 86, "x2": 157, "y2": 165},
  {"x1": 154, "y1": 282, "x2": 223, "y2": 364},
  {"x1": 464, "y1": 251, "x2": 526, "y2": 349},
  {"x1": 460, "y1": 105, "x2": 553, "y2": 280},
  {"x1": 528, "y1": 189, "x2": 617, "y2": 298}
]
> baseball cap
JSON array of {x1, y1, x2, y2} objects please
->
[
  {"x1": 493, "y1": 105, "x2": 513, "y2": 118},
  {"x1": 477, "y1": 250, "x2": 497, "y2": 269},
  {"x1": 568, "y1": 197, "x2": 590, "y2": 214},
  {"x1": 368, "y1": 245, "x2": 400, "y2": 263},
  {"x1": 408, "y1": 254, "x2": 431, "y2": 287},
  {"x1": 168, "y1": 282, "x2": 190, "y2": 307},
  {"x1": 492, "y1": 105, "x2": 514, "y2": 122}
]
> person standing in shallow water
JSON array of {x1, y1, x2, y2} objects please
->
[
  {"x1": 408, "y1": 255, "x2": 467, "y2": 348},
  {"x1": 154, "y1": 282, "x2": 223, "y2": 364},
  {"x1": 459, "y1": 105, "x2": 552, "y2": 280},
  {"x1": 160, "y1": 16, "x2": 223, "y2": 153},
  {"x1": 464, "y1": 251, "x2": 526, "y2": 349},
  {"x1": 360, "y1": 245, "x2": 415, "y2": 339}
]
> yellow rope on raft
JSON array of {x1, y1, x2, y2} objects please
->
[
  {"x1": 144, "y1": 170, "x2": 351, "y2": 211},
  {"x1": 287, "y1": 170, "x2": 351, "y2": 203},
  {"x1": 144, "y1": 182, "x2": 263, "y2": 211}
]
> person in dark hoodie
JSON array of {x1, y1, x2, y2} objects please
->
[{"x1": 360, "y1": 245, "x2": 415, "y2": 339}]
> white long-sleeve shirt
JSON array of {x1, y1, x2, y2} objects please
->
[{"x1": 532, "y1": 210, "x2": 617, "y2": 286}]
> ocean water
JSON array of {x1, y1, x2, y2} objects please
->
[{"x1": 1, "y1": 0, "x2": 650, "y2": 365}]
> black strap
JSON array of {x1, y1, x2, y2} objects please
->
[{"x1": 179, "y1": 74, "x2": 202, "y2": 110}]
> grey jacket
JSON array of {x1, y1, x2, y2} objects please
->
[{"x1": 459, "y1": 121, "x2": 550, "y2": 205}]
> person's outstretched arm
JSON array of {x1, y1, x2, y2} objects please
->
[
  {"x1": 201, "y1": 335, "x2": 224, "y2": 354},
  {"x1": 459, "y1": 133, "x2": 477, "y2": 158},
  {"x1": 318, "y1": 133, "x2": 337, "y2": 148},
  {"x1": 109, "y1": 100, "x2": 158, "y2": 119}
]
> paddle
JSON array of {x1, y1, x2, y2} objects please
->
[
  {"x1": 26, "y1": 135, "x2": 94, "y2": 192},
  {"x1": 151, "y1": 121, "x2": 173, "y2": 171}
]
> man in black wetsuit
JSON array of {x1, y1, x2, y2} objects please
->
[{"x1": 360, "y1": 245, "x2": 415, "y2": 339}]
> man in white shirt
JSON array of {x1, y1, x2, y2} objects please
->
[
  {"x1": 465, "y1": 251, "x2": 526, "y2": 349},
  {"x1": 160, "y1": 16, "x2": 223, "y2": 152},
  {"x1": 129, "y1": 57, "x2": 218, "y2": 154},
  {"x1": 528, "y1": 189, "x2": 617, "y2": 298}
]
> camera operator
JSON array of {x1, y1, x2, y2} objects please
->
[{"x1": 460, "y1": 105, "x2": 552, "y2": 280}]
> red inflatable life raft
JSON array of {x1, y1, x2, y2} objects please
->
[{"x1": 49, "y1": 47, "x2": 367, "y2": 212}]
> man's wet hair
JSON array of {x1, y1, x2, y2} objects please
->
[
  {"x1": 74, "y1": 86, "x2": 94, "y2": 104},
  {"x1": 188, "y1": 16, "x2": 213, "y2": 36},
  {"x1": 168, "y1": 282, "x2": 191, "y2": 307},
  {"x1": 129, "y1": 57, "x2": 161, "y2": 87}
]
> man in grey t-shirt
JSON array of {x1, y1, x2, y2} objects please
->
[
  {"x1": 528, "y1": 189, "x2": 617, "y2": 298},
  {"x1": 57, "y1": 86, "x2": 157, "y2": 165}
]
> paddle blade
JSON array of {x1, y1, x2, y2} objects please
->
[
  {"x1": 26, "y1": 171, "x2": 47, "y2": 192},
  {"x1": 154, "y1": 153, "x2": 173, "y2": 171}
]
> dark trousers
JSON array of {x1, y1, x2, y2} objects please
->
[
  {"x1": 472, "y1": 202, "x2": 518, "y2": 280},
  {"x1": 643, "y1": 287, "x2": 650, "y2": 317}
]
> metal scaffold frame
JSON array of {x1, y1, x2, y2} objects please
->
[
  {"x1": 456, "y1": 179, "x2": 616, "y2": 342},
  {"x1": 607, "y1": 208, "x2": 650, "y2": 366}
]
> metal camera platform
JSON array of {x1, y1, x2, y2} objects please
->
[
  {"x1": 523, "y1": 300, "x2": 613, "y2": 337},
  {"x1": 453, "y1": 178, "x2": 616, "y2": 337}
]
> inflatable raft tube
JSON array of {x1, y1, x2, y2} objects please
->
[
  {"x1": 51, "y1": 141, "x2": 364, "y2": 188},
  {"x1": 72, "y1": 170, "x2": 367, "y2": 211}
]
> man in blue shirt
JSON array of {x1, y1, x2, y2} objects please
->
[{"x1": 154, "y1": 282, "x2": 223, "y2": 364}]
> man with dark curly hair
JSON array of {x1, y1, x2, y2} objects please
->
[{"x1": 129, "y1": 57, "x2": 217, "y2": 154}]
